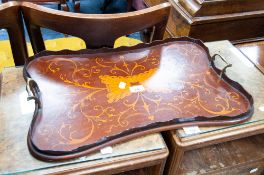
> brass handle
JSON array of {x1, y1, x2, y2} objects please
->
[
  {"x1": 212, "y1": 54, "x2": 232, "y2": 79},
  {"x1": 26, "y1": 78, "x2": 41, "y2": 108}
]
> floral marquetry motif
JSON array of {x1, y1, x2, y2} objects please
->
[{"x1": 25, "y1": 38, "x2": 253, "y2": 161}]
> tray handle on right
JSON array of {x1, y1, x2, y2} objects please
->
[{"x1": 211, "y1": 54, "x2": 232, "y2": 79}]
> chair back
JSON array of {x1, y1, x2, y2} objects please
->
[
  {"x1": 0, "y1": 2, "x2": 28, "y2": 66},
  {"x1": 21, "y1": 2, "x2": 171, "y2": 54}
]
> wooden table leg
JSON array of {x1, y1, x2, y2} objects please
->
[
  {"x1": 165, "y1": 147, "x2": 184, "y2": 175},
  {"x1": 163, "y1": 132, "x2": 185, "y2": 175},
  {"x1": 144, "y1": 157, "x2": 167, "y2": 175}
]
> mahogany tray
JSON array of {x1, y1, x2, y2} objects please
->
[{"x1": 24, "y1": 37, "x2": 253, "y2": 161}]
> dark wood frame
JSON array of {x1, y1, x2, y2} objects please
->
[
  {"x1": 0, "y1": 2, "x2": 170, "y2": 65},
  {"x1": 0, "y1": 2, "x2": 28, "y2": 66},
  {"x1": 144, "y1": 0, "x2": 264, "y2": 42},
  {"x1": 21, "y1": 2, "x2": 171, "y2": 53},
  {"x1": 25, "y1": 37, "x2": 254, "y2": 161}
]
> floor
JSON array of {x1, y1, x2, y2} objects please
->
[{"x1": 0, "y1": 0, "x2": 135, "y2": 41}]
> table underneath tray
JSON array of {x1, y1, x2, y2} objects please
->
[
  {"x1": 164, "y1": 40, "x2": 264, "y2": 175},
  {"x1": 0, "y1": 67, "x2": 168, "y2": 175}
]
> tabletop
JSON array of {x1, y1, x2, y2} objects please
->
[
  {"x1": 0, "y1": 67, "x2": 167, "y2": 174},
  {"x1": 174, "y1": 40, "x2": 264, "y2": 148}
]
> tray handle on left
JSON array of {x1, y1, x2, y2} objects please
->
[{"x1": 26, "y1": 78, "x2": 42, "y2": 108}]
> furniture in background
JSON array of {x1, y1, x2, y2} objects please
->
[
  {"x1": 0, "y1": 67, "x2": 168, "y2": 175},
  {"x1": 236, "y1": 40, "x2": 264, "y2": 73},
  {"x1": 21, "y1": 1, "x2": 170, "y2": 54},
  {"x1": 165, "y1": 131, "x2": 264, "y2": 175},
  {"x1": 144, "y1": 0, "x2": 264, "y2": 42},
  {"x1": 163, "y1": 40, "x2": 264, "y2": 174},
  {"x1": 2, "y1": 0, "x2": 69, "y2": 11},
  {"x1": 0, "y1": 2, "x2": 170, "y2": 174},
  {"x1": 0, "y1": 2, "x2": 28, "y2": 66}
]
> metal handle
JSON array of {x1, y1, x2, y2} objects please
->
[
  {"x1": 26, "y1": 78, "x2": 41, "y2": 108},
  {"x1": 212, "y1": 54, "x2": 232, "y2": 79}
]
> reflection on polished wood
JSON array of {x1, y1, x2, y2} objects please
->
[
  {"x1": 25, "y1": 38, "x2": 252, "y2": 161},
  {"x1": 180, "y1": 134, "x2": 264, "y2": 174},
  {"x1": 0, "y1": 68, "x2": 168, "y2": 174},
  {"x1": 144, "y1": 0, "x2": 264, "y2": 42},
  {"x1": 236, "y1": 40, "x2": 264, "y2": 73},
  {"x1": 21, "y1": 1, "x2": 170, "y2": 52},
  {"x1": 164, "y1": 40, "x2": 264, "y2": 175}
]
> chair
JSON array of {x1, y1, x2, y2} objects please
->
[
  {"x1": 21, "y1": 1, "x2": 171, "y2": 57},
  {"x1": 0, "y1": 2, "x2": 28, "y2": 66},
  {"x1": 2, "y1": 0, "x2": 69, "y2": 11}
]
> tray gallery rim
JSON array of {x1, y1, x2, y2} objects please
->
[{"x1": 24, "y1": 37, "x2": 254, "y2": 161}]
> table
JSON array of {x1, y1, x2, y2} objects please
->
[
  {"x1": 163, "y1": 40, "x2": 264, "y2": 175},
  {"x1": 144, "y1": 0, "x2": 264, "y2": 42},
  {"x1": 0, "y1": 67, "x2": 168, "y2": 175},
  {"x1": 236, "y1": 40, "x2": 264, "y2": 73}
]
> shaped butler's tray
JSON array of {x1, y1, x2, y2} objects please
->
[{"x1": 25, "y1": 37, "x2": 253, "y2": 161}]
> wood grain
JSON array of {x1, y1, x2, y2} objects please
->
[
  {"x1": 164, "y1": 40, "x2": 264, "y2": 175},
  {"x1": 180, "y1": 134, "x2": 264, "y2": 175},
  {"x1": 21, "y1": 1, "x2": 170, "y2": 52},
  {"x1": 0, "y1": 2, "x2": 28, "y2": 66},
  {"x1": 236, "y1": 40, "x2": 264, "y2": 74},
  {"x1": 144, "y1": 0, "x2": 264, "y2": 42},
  {"x1": 25, "y1": 38, "x2": 253, "y2": 161},
  {"x1": 0, "y1": 67, "x2": 168, "y2": 174}
]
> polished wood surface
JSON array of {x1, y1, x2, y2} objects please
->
[
  {"x1": 173, "y1": 133, "x2": 264, "y2": 175},
  {"x1": 25, "y1": 38, "x2": 252, "y2": 161},
  {"x1": 0, "y1": 2, "x2": 169, "y2": 64},
  {"x1": 164, "y1": 40, "x2": 264, "y2": 175},
  {"x1": 21, "y1": 1, "x2": 170, "y2": 53},
  {"x1": 0, "y1": 67, "x2": 168, "y2": 174},
  {"x1": 0, "y1": 2, "x2": 28, "y2": 66},
  {"x1": 236, "y1": 40, "x2": 264, "y2": 73},
  {"x1": 144, "y1": 0, "x2": 264, "y2": 42},
  {"x1": 178, "y1": 0, "x2": 264, "y2": 16}
]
